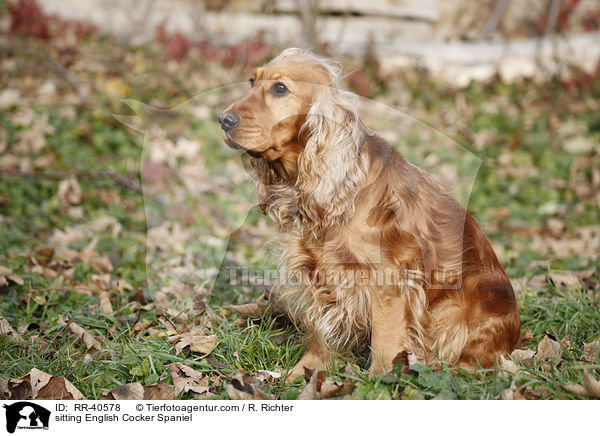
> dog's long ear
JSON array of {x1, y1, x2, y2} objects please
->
[{"x1": 296, "y1": 83, "x2": 366, "y2": 228}]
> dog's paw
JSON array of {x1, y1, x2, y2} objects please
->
[
  {"x1": 287, "y1": 363, "x2": 308, "y2": 381},
  {"x1": 368, "y1": 359, "x2": 386, "y2": 375},
  {"x1": 287, "y1": 353, "x2": 332, "y2": 381}
]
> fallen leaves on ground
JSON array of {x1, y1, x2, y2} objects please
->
[
  {"x1": 1, "y1": 368, "x2": 85, "y2": 400},
  {"x1": 0, "y1": 316, "x2": 23, "y2": 342},
  {"x1": 530, "y1": 226, "x2": 600, "y2": 260},
  {"x1": 0, "y1": 266, "x2": 24, "y2": 287},
  {"x1": 510, "y1": 349, "x2": 536, "y2": 366},
  {"x1": 563, "y1": 370, "x2": 600, "y2": 399},
  {"x1": 519, "y1": 327, "x2": 534, "y2": 347},
  {"x1": 500, "y1": 334, "x2": 562, "y2": 378},
  {"x1": 521, "y1": 385, "x2": 552, "y2": 399},
  {"x1": 100, "y1": 373, "x2": 203, "y2": 400},
  {"x1": 511, "y1": 269, "x2": 596, "y2": 294},
  {"x1": 297, "y1": 368, "x2": 327, "y2": 400},
  {"x1": 167, "y1": 362, "x2": 211, "y2": 397},
  {"x1": 230, "y1": 303, "x2": 266, "y2": 319},
  {"x1": 536, "y1": 334, "x2": 563, "y2": 360},
  {"x1": 320, "y1": 379, "x2": 355, "y2": 399},
  {"x1": 101, "y1": 383, "x2": 143, "y2": 400},
  {"x1": 98, "y1": 291, "x2": 114, "y2": 314},
  {"x1": 58, "y1": 317, "x2": 102, "y2": 353},
  {"x1": 499, "y1": 355, "x2": 519, "y2": 374},
  {"x1": 143, "y1": 383, "x2": 177, "y2": 400},
  {"x1": 226, "y1": 373, "x2": 272, "y2": 400},
  {"x1": 547, "y1": 272, "x2": 583, "y2": 290},
  {"x1": 57, "y1": 176, "x2": 82, "y2": 206},
  {"x1": 584, "y1": 340, "x2": 600, "y2": 362},
  {"x1": 295, "y1": 367, "x2": 354, "y2": 400},
  {"x1": 255, "y1": 370, "x2": 281, "y2": 382},
  {"x1": 167, "y1": 328, "x2": 218, "y2": 355}
]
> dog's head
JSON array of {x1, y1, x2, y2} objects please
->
[{"x1": 220, "y1": 48, "x2": 363, "y2": 181}]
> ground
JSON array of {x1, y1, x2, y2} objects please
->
[{"x1": 0, "y1": 3, "x2": 599, "y2": 400}]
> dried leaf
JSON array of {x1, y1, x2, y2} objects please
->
[
  {"x1": 501, "y1": 388, "x2": 514, "y2": 400},
  {"x1": 564, "y1": 383, "x2": 590, "y2": 397},
  {"x1": 143, "y1": 383, "x2": 176, "y2": 400},
  {"x1": 167, "y1": 362, "x2": 209, "y2": 396},
  {"x1": 564, "y1": 371, "x2": 600, "y2": 399},
  {"x1": 297, "y1": 368, "x2": 327, "y2": 400},
  {"x1": 391, "y1": 350, "x2": 418, "y2": 375},
  {"x1": 4, "y1": 378, "x2": 32, "y2": 400},
  {"x1": 320, "y1": 379, "x2": 354, "y2": 399},
  {"x1": 231, "y1": 318, "x2": 247, "y2": 328},
  {"x1": 499, "y1": 355, "x2": 519, "y2": 373},
  {"x1": 26, "y1": 368, "x2": 52, "y2": 399},
  {"x1": 206, "y1": 357, "x2": 229, "y2": 370},
  {"x1": 37, "y1": 376, "x2": 86, "y2": 400},
  {"x1": 522, "y1": 385, "x2": 551, "y2": 399},
  {"x1": 98, "y1": 291, "x2": 113, "y2": 314},
  {"x1": 0, "y1": 88, "x2": 20, "y2": 108},
  {"x1": 59, "y1": 318, "x2": 102, "y2": 351},
  {"x1": 58, "y1": 177, "x2": 81, "y2": 206},
  {"x1": 510, "y1": 349, "x2": 536, "y2": 366},
  {"x1": 0, "y1": 265, "x2": 24, "y2": 287},
  {"x1": 536, "y1": 335, "x2": 562, "y2": 359},
  {"x1": 582, "y1": 370, "x2": 600, "y2": 398},
  {"x1": 226, "y1": 373, "x2": 272, "y2": 400},
  {"x1": 175, "y1": 333, "x2": 218, "y2": 355},
  {"x1": 31, "y1": 264, "x2": 58, "y2": 278},
  {"x1": 0, "y1": 380, "x2": 9, "y2": 399},
  {"x1": 230, "y1": 303, "x2": 266, "y2": 318},
  {"x1": 255, "y1": 370, "x2": 281, "y2": 382},
  {"x1": 0, "y1": 316, "x2": 23, "y2": 342},
  {"x1": 132, "y1": 319, "x2": 153, "y2": 336},
  {"x1": 101, "y1": 383, "x2": 144, "y2": 400},
  {"x1": 583, "y1": 340, "x2": 600, "y2": 362},
  {"x1": 90, "y1": 257, "x2": 113, "y2": 274},
  {"x1": 5, "y1": 368, "x2": 85, "y2": 400},
  {"x1": 548, "y1": 272, "x2": 583, "y2": 290},
  {"x1": 531, "y1": 274, "x2": 549, "y2": 288},
  {"x1": 546, "y1": 218, "x2": 565, "y2": 236},
  {"x1": 36, "y1": 246, "x2": 55, "y2": 259},
  {"x1": 519, "y1": 327, "x2": 534, "y2": 347},
  {"x1": 512, "y1": 390, "x2": 527, "y2": 400},
  {"x1": 57, "y1": 177, "x2": 82, "y2": 206}
]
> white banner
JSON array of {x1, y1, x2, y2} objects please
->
[{"x1": 0, "y1": 400, "x2": 595, "y2": 436}]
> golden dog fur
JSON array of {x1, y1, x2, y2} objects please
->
[{"x1": 220, "y1": 48, "x2": 520, "y2": 379}]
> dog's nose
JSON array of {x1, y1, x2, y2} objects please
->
[{"x1": 219, "y1": 112, "x2": 239, "y2": 132}]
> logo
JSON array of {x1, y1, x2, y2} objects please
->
[{"x1": 2, "y1": 402, "x2": 50, "y2": 434}]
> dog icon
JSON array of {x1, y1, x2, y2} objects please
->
[{"x1": 3, "y1": 402, "x2": 51, "y2": 434}]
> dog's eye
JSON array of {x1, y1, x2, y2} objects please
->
[
  {"x1": 249, "y1": 77, "x2": 255, "y2": 87},
  {"x1": 270, "y1": 82, "x2": 288, "y2": 96}
]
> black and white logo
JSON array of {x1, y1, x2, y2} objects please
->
[{"x1": 2, "y1": 402, "x2": 50, "y2": 434}]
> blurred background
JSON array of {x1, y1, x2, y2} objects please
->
[
  {"x1": 13, "y1": 0, "x2": 600, "y2": 85},
  {"x1": 0, "y1": 0, "x2": 599, "y2": 400}
]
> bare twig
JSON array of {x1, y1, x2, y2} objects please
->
[
  {"x1": 0, "y1": 168, "x2": 143, "y2": 193},
  {"x1": 295, "y1": 0, "x2": 320, "y2": 49},
  {"x1": 44, "y1": 56, "x2": 90, "y2": 105},
  {"x1": 545, "y1": 0, "x2": 562, "y2": 37},
  {"x1": 477, "y1": 0, "x2": 511, "y2": 40}
]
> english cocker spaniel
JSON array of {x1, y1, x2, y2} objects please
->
[{"x1": 220, "y1": 48, "x2": 520, "y2": 379}]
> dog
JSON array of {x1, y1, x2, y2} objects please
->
[{"x1": 220, "y1": 48, "x2": 520, "y2": 379}]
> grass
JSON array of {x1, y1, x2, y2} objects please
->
[{"x1": 0, "y1": 28, "x2": 599, "y2": 400}]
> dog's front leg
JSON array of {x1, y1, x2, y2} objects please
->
[
  {"x1": 287, "y1": 335, "x2": 332, "y2": 380},
  {"x1": 369, "y1": 290, "x2": 409, "y2": 374}
]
